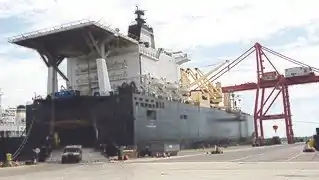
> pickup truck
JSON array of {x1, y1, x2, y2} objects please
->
[{"x1": 61, "y1": 145, "x2": 82, "y2": 164}]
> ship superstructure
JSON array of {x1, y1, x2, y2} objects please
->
[
  {"x1": 66, "y1": 8, "x2": 239, "y2": 111},
  {"x1": 7, "y1": 7, "x2": 254, "y2": 160},
  {"x1": 0, "y1": 91, "x2": 26, "y2": 138},
  {"x1": 66, "y1": 8, "x2": 189, "y2": 99}
]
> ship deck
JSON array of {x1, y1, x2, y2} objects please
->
[{"x1": 9, "y1": 20, "x2": 138, "y2": 58}]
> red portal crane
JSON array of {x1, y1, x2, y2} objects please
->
[{"x1": 208, "y1": 42, "x2": 319, "y2": 144}]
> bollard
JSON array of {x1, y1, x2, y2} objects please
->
[
  {"x1": 118, "y1": 146, "x2": 124, "y2": 160},
  {"x1": 54, "y1": 132, "x2": 60, "y2": 147},
  {"x1": 5, "y1": 153, "x2": 12, "y2": 167},
  {"x1": 6, "y1": 153, "x2": 12, "y2": 162}
]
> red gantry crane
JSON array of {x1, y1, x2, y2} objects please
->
[{"x1": 208, "y1": 42, "x2": 319, "y2": 144}]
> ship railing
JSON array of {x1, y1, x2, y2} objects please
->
[
  {"x1": 9, "y1": 19, "x2": 92, "y2": 43},
  {"x1": 0, "y1": 125, "x2": 25, "y2": 131},
  {"x1": 139, "y1": 46, "x2": 160, "y2": 60},
  {"x1": 93, "y1": 21, "x2": 138, "y2": 43},
  {"x1": 8, "y1": 19, "x2": 138, "y2": 45}
]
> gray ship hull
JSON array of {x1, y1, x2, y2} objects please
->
[
  {"x1": 14, "y1": 86, "x2": 253, "y2": 160},
  {"x1": 133, "y1": 94, "x2": 254, "y2": 148}
]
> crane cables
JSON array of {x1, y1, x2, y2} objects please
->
[
  {"x1": 261, "y1": 46, "x2": 319, "y2": 73},
  {"x1": 12, "y1": 114, "x2": 36, "y2": 160}
]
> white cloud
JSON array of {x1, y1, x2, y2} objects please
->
[
  {"x1": 0, "y1": 51, "x2": 67, "y2": 107},
  {"x1": 0, "y1": 56, "x2": 47, "y2": 107},
  {"x1": 0, "y1": 43, "x2": 32, "y2": 55},
  {"x1": 1, "y1": 0, "x2": 319, "y2": 49}
]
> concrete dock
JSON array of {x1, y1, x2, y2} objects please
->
[{"x1": 1, "y1": 144, "x2": 318, "y2": 180}]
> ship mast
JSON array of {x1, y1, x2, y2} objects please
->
[{"x1": 135, "y1": 5, "x2": 146, "y2": 26}]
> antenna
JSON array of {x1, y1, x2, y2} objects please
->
[{"x1": 134, "y1": 5, "x2": 146, "y2": 25}]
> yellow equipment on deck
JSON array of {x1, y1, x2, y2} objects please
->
[
  {"x1": 303, "y1": 138, "x2": 316, "y2": 152},
  {"x1": 3, "y1": 153, "x2": 13, "y2": 167},
  {"x1": 210, "y1": 145, "x2": 223, "y2": 154},
  {"x1": 308, "y1": 139, "x2": 315, "y2": 148},
  {"x1": 6, "y1": 153, "x2": 12, "y2": 162}
]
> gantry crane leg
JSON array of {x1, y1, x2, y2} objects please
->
[
  {"x1": 259, "y1": 88, "x2": 266, "y2": 138},
  {"x1": 253, "y1": 87, "x2": 260, "y2": 139},
  {"x1": 253, "y1": 87, "x2": 267, "y2": 140},
  {"x1": 282, "y1": 85, "x2": 294, "y2": 144},
  {"x1": 254, "y1": 83, "x2": 295, "y2": 144}
]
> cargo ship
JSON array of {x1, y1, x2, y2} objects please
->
[
  {"x1": 0, "y1": 91, "x2": 27, "y2": 161},
  {"x1": 7, "y1": 7, "x2": 254, "y2": 160}
]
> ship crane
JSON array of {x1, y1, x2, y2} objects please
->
[
  {"x1": 181, "y1": 61, "x2": 229, "y2": 105},
  {"x1": 188, "y1": 60, "x2": 229, "y2": 89},
  {"x1": 193, "y1": 63, "x2": 230, "y2": 102},
  {"x1": 210, "y1": 42, "x2": 319, "y2": 144}
]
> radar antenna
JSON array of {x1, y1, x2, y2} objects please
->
[{"x1": 135, "y1": 5, "x2": 146, "y2": 25}]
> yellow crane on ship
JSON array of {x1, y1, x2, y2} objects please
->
[{"x1": 180, "y1": 60, "x2": 232, "y2": 109}]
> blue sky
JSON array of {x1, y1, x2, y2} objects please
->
[{"x1": 1, "y1": 0, "x2": 319, "y2": 138}]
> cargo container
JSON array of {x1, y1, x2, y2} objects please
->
[
  {"x1": 285, "y1": 67, "x2": 313, "y2": 78},
  {"x1": 262, "y1": 71, "x2": 278, "y2": 81}
]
